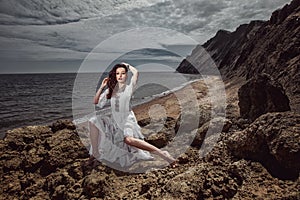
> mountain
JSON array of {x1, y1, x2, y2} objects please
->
[{"x1": 177, "y1": 0, "x2": 300, "y2": 113}]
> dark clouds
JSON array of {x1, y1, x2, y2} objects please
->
[
  {"x1": 0, "y1": 0, "x2": 292, "y2": 73},
  {"x1": 0, "y1": 0, "x2": 157, "y2": 25}
]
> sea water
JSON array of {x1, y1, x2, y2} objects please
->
[{"x1": 0, "y1": 72, "x2": 201, "y2": 139}]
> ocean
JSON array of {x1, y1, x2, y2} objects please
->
[{"x1": 0, "y1": 72, "x2": 201, "y2": 139}]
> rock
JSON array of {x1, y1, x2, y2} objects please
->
[
  {"x1": 142, "y1": 117, "x2": 177, "y2": 148},
  {"x1": 163, "y1": 163, "x2": 242, "y2": 199},
  {"x1": 177, "y1": 154, "x2": 190, "y2": 164},
  {"x1": 270, "y1": 0, "x2": 300, "y2": 25},
  {"x1": 82, "y1": 172, "x2": 109, "y2": 198},
  {"x1": 0, "y1": 113, "x2": 299, "y2": 199},
  {"x1": 190, "y1": 117, "x2": 229, "y2": 148},
  {"x1": 145, "y1": 132, "x2": 168, "y2": 148},
  {"x1": 41, "y1": 129, "x2": 87, "y2": 176},
  {"x1": 236, "y1": 118, "x2": 251, "y2": 130},
  {"x1": 52, "y1": 185, "x2": 67, "y2": 200},
  {"x1": 50, "y1": 119, "x2": 76, "y2": 133},
  {"x1": 138, "y1": 118, "x2": 151, "y2": 127},
  {"x1": 190, "y1": 126, "x2": 207, "y2": 147},
  {"x1": 222, "y1": 119, "x2": 233, "y2": 133},
  {"x1": 238, "y1": 74, "x2": 290, "y2": 122},
  {"x1": 0, "y1": 120, "x2": 90, "y2": 199},
  {"x1": 176, "y1": 58, "x2": 201, "y2": 74},
  {"x1": 227, "y1": 111, "x2": 300, "y2": 179},
  {"x1": 175, "y1": 109, "x2": 211, "y2": 133}
]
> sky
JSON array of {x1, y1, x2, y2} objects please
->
[{"x1": 0, "y1": 0, "x2": 292, "y2": 74}]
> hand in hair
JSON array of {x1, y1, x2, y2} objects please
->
[
  {"x1": 120, "y1": 62, "x2": 130, "y2": 69},
  {"x1": 120, "y1": 62, "x2": 138, "y2": 86}
]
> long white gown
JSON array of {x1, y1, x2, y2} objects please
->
[{"x1": 88, "y1": 77, "x2": 153, "y2": 168}]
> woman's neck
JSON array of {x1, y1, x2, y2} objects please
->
[
  {"x1": 118, "y1": 82, "x2": 125, "y2": 88},
  {"x1": 117, "y1": 82, "x2": 126, "y2": 92}
]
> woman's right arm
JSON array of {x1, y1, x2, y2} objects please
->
[{"x1": 93, "y1": 77, "x2": 108, "y2": 104}]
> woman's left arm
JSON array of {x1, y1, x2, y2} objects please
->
[
  {"x1": 129, "y1": 64, "x2": 139, "y2": 85},
  {"x1": 122, "y1": 62, "x2": 139, "y2": 85}
]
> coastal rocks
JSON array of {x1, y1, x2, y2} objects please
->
[
  {"x1": 50, "y1": 119, "x2": 76, "y2": 133},
  {"x1": 163, "y1": 163, "x2": 242, "y2": 199},
  {"x1": 145, "y1": 132, "x2": 168, "y2": 148},
  {"x1": 142, "y1": 117, "x2": 176, "y2": 148},
  {"x1": 187, "y1": 117, "x2": 231, "y2": 151},
  {"x1": 177, "y1": 0, "x2": 300, "y2": 112},
  {"x1": 0, "y1": 119, "x2": 89, "y2": 199},
  {"x1": 1, "y1": 126, "x2": 52, "y2": 174},
  {"x1": 174, "y1": 109, "x2": 211, "y2": 134},
  {"x1": 1, "y1": 112, "x2": 299, "y2": 199},
  {"x1": 176, "y1": 58, "x2": 201, "y2": 74},
  {"x1": 238, "y1": 74, "x2": 291, "y2": 122},
  {"x1": 41, "y1": 128, "x2": 87, "y2": 176},
  {"x1": 227, "y1": 111, "x2": 300, "y2": 179},
  {"x1": 82, "y1": 172, "x2": 109, "y2": 198},
  {"x1": 176, "y1": 19, "x2": 264, "y2": 75},
  {"x1": 270, "y1": 0, "x2": 300, "y2": 25}
]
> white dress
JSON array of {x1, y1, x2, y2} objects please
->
[{"x1": 88, "y1": 77, "x2": 153, "y2": 168}]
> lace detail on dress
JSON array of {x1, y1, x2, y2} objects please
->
[{"x1": 114, "y1": 95, "x2": 120, "y2": 112}]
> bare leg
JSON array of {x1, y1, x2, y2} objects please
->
[
  {"x1": 85, "y1": 122, "x2": 101, "y2": 165},
  {"x1": 124, "y1": 136, "x2": 177, "y2": 167}
]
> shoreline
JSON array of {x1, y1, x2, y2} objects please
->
[
  {"x1": 1, "y1": 78, "x2": 205, "y2": 140},
  {"x1": 132, "y1": 78, "x2": 202, "y2": 107},
  {"x1": 1, "y1": 75, "x2": 238, "y2": 140},
  {"x1": 1, "y1": 76, "x2": 299, "y2": 199},
  {"x1": 133, "y1": 79, "x2": 213, "y2": 125}
]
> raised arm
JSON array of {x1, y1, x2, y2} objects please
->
[{"x1": 122, "y1": 62, "x2": 139, "y2": 85}]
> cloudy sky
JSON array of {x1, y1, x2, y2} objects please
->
[{"x1": 0, "y1": 0, "x2": 291, "y2": 73}]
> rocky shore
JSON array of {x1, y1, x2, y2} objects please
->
[
  {"x1": 0, "y1": 75, "x2": 299, "y2": 199},
  {"x1": 1, "y1": 0, "x2": 300, "y2": 199}
]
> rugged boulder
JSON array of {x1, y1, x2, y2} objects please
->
[
  {"x1": 227, "y1": 111, "x2": 300, "y2": 179},
  {"x1": 238, "y1": 73, "x2": 291, "y2": 121}
]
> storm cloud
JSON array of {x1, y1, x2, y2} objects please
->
[{"x1": 0, "y1": 0, "x2": 291, "y2": 73}]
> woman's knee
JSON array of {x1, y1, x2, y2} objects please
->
[
  {"x1": 89, "y1": 122, "x2": 99, "y2": 132},
  {"x1": 89, "y1": 121, "x2": 95, "y2": 128}
]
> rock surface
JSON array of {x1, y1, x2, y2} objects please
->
[
  {"x1": 238, "y1": 73, "x2": 291, "y2": 121},
  {"x1": 1, "y1": 107, "x2": 299, "y2": 199},
  {"x1": 227, "y1": 111, "x2": 300, "y2": 180},
  {"x1": 177, "y1": 0, "x2": 300, "y2": 113}
]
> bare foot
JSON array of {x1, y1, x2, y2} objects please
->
[{"x1": 162, "y1": 151, "x2": 178, "y2": 168}]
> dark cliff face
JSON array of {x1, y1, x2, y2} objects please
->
[
  {"x1": 202, "y1": 20, "x2": 265, "y2": 73},
  {"x1": 176, "y1": 0, "x2": 300, "y2": 112}
]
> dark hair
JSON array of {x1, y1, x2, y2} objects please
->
[{"x1": 106, "y1": 63, "x2": 128, "y2": 99}]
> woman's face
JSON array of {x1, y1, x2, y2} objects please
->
[{"x1": 116, "y1": 67, "x2": 127, "y2": 84}]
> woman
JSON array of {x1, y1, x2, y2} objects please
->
[{"x1": 86, "y1": 62, "x2": 177, "y2": 169}]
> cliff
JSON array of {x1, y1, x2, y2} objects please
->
[{"x1": 177, "y1": 0, "x2": 300, "y2": 113}]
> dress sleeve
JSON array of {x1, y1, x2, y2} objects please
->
[
  {"x1": 97, "y1": 88, "x2": 109, "y2": 109},
  {"x1": 128, "y1": 76, "x2": 137, "y2": 95}
]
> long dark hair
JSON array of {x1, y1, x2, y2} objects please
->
[{"x1": 106, "y1": 63, "x2": 128, "y2": 99}]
